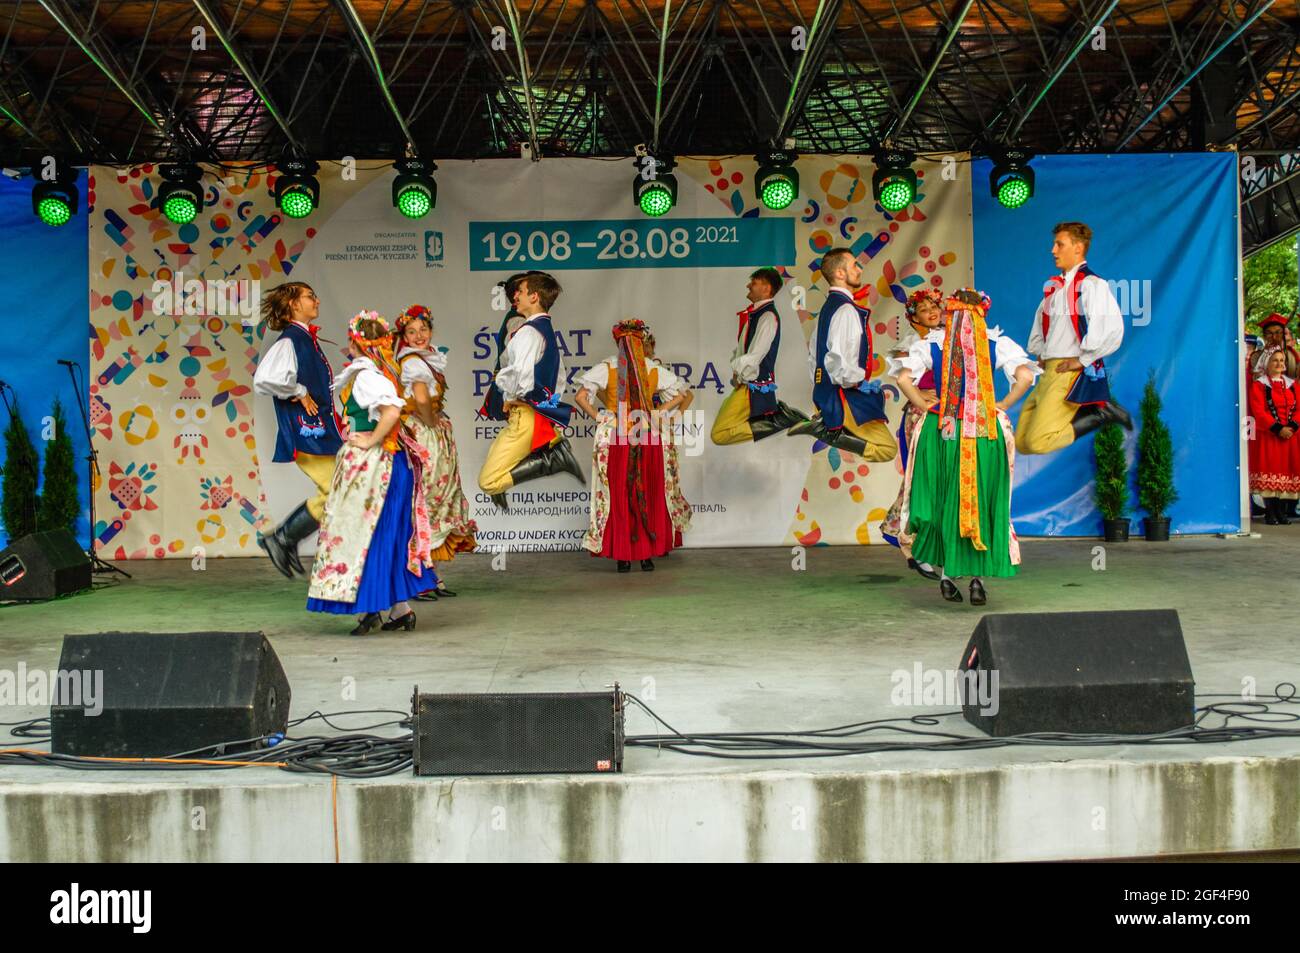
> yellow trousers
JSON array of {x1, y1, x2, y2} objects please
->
[
  {"x1": 710, "y1": 387, "x2": 754, "y2": 445},
  {"x1": 841, "y1": 415, "x2": 898, "y2": 463},
  {"x1": 478, "y1": 405, "x2": 558, "y2": 495},
  {"x1": 1015, "y1": 358, "x2": 1079, "y2": 455},
  {"x1": 295, "y1": 452, "x2": 336, "y2": 521}
]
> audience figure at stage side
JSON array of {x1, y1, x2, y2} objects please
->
[
  {"x1": 881, "y1": 287, "x2": 946, "y2": 581},
  {"x1": 476, "y1": 271, "x2": 584, "y2": 508},
  {"x1": 252, "y1": 281, "x2": 344, "y2": 579},
  {"x1": 307, "y1": 312, "x2": 439, "y2": 635},
  {"x1": 1248, "y1": 348, "x2": 1300, "y2": 525},
  {"x1": 1015, "y1": 222, "x2": 1131, "y2": 455},
  {"x1": 788, "y1": 247, "x2": 898, "y2": 462},
  {"x1": 894, "y1": 289, "x2": 1039, "y2": 606},
  {"x1": 574, "y1": 321, "x2": 693, "y2": 572},
  {"x1": 710, "y1": 267, "x2": 808, "y2": 445},
  {"x1": 1250, "y1": 314, "x2": 1300, "y2": 381},
  {"x1": 395, "y1": 304, "x2": 477, "y2": 600}
]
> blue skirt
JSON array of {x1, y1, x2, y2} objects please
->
[{"x1": 307, "y1": 449, "x2": 439, "y2": 615}]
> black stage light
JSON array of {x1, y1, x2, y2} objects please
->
[
  {"x1": 872, "y1": 147, "x2": 917, "y2": 213},
  {"x1": 273, "y1": 158, "x2": 320, "y2": 219},
  {"x1": 755, "y1": 149, "x2": 799, "y2": 211},
  {"x1": 393, "y1": 157, "x2": 437, "y2": 219}
]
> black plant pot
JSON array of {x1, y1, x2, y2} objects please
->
[
  {"x1": 1102, "y1": 518, "x2": 1130, "y2": 542},
  {"x1": 1144, "y1": 517, "x2": 1171, "y2": 541}
]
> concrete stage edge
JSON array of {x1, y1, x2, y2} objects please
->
[{"x1": 2, "y1": 535, "x2": 1298, "y2": 862}]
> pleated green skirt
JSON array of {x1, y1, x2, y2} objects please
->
[{"x1": 907, "y1": 414, "x2": 1017, "y2": 579}]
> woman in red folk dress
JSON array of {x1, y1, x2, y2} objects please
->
[
  {"x1": 574, "y1": 320, "x2": 693, "y2": 572},
  {"x1": 1249, "y1": 349, "x2": 1300, "y2": 525}
]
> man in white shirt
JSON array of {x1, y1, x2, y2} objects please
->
[
  {"x1": 711, "y1": 267, "x2": 809, "y2": 444},
  {"x1": 476, "y1": 272, "x2": 584, "y2": 508},
  {"x1": 1015, "y1": 222, "x2": 1132, "y2": 455},
  {"x1": 787, "y1": 247, "x2": 898, "y2": 461}
]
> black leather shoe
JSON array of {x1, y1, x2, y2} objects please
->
[
  {"x1": 640, "y1": 559, "x2": 654, "y2": 571},
  {"x1": 969, "y1": 578, "x2": 987, "y2": 606},
  {"x1": 1264, "y1": 499, "x2": 1280, "y2": 525},
  {"x1": 617, "y1": 561, "x2": 631, "y2": 573},
  {"x1": 1070, "y1": 405, "x2": 1107, "y2": 441},
  {"x1": 490, "y1": 492, "x2": 510, "y2": 510},
  {"x1": 939, "y1": 578, "x2": 963, "y2": 603},
  {"x1": 434, "y1": 584, "x2": 457, "y2": 597},
  {"x1": 786, "y1": 412, "x2": 821, "y2": 437},
  {"x1": 279, "y1": 502, "x2": 321, "y2": 575},
  {"x1": 506, "y1": 451, "x2": 548, "y2": 490},
  {"x1": 413, "y1": 590, "x2": 439, "y2": 602},
  {"x1": 908, "y1": 558, "x2": 940, "y2": 581},
  {"x1": 381, "y1": 610, "x2": 417, "y2": 631},
  {"x1": 350, "y1": 612, "x2": 382, "y2": 635}
]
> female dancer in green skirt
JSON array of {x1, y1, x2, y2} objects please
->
[{"x1": 893, "y1": 289, "x2": 1038, "y2": 606}]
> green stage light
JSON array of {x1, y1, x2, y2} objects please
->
[
  {"x1": 157, "y1": 163, "x2": 204, "y2": 225},
  {"x1": 638, "y1": 181, "x2": 673, "y2": 216},
  {"x1": 32, "y1": 170, "x2": 79, "y2": 227},
  {"x1": 989, "y1": 149, "x2": 1035, "y2": 210},
  {"x1": 755, "y1": 150, "x2": 800, "y2": 211},
  {"x1": 872, "y1": 148, "x2": 917, "y2": 213},
  {"x1": 36, "y1": 194, "x2": 72, "y2": 226},
  {"x1": 273, "y1": 158, "x2": 320, "y2": 220},
  {"x1": 633, "y1": 155, "x2": 678, "y2": 217},
  {"x1": 392, "y1": 157, "x2": 437, "y2": 219}
]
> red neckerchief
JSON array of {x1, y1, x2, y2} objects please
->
[
  {"x1": 1041, "y1": 266, "x2": 1090, "y2": 340},
  {"x1": 737, "y1": 305, "x2": 753, "y2": 340}
]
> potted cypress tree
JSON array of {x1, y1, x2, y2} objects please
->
[
  {"x1": 38, "y1": 398, "x2": 79, "y2": 536},
  {"x1": 2, "y1": 400, "x2": 40, "y2": 543},
  {"x1": 1093, "y1": 422, "x2": 1129, "y2": 541},
  {"x1": 1137, "y1": 374, "x2": 1177, "y2": 541}
]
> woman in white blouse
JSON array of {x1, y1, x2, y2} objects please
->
[
  {"x1": 395, "y1": 305, "x2": 477, "y2": 599},
  {"x1": 573, "y1": 320, "x2": 694, "y2": 572},
  {"x1": 306, "y1": 313, "x2": 440, "y2": 634},
  {"x1": 893, "y1": 289, "x2": 1039, "y2": 606}
]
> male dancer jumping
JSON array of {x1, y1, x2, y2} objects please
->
[
  {"x1": 477, "y1": 271, "x2": 584, "y2": 508},
  {"x1": 252, "y1": 281, "x2": 344, "y2": 578},
  {"x1": 711, "y1": 266, "x2": 808, "y2": 444},
  {"x1": 1015, "y1": 222, "x2": 1131, "y2": 454},
  {"x1": 788, "y1": 247, "x2": 897, "y2": 461}
]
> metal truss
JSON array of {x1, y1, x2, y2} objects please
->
[{"x1": 0, "y1": 0, "x2": 1296, "y2": 247}]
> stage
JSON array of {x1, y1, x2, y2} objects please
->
[{"x1": 2, "y1": 533, "x2": 1299, "y2": 862}]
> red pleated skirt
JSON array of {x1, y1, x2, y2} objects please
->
[{"x1": 595, "y1": 440, "x2": 678, "y2": 560}]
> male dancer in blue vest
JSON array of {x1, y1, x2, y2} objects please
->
[
  {"x1": 711, "y1": 266, "x2": 808, "y2": 444},
  {"x1": 787, "y1": 247, "x2": 898, "y2": 461},
  {"x1": 1015, "y1": 221, "x2": 1131, "y2": 454},
  {"x1": 477, "y1": 271, "x2": 584, "y2": 509},
  {"x1": 252, "y1": 281, "x2": 344, "y2": 578},
  {"x1": 479, "y1": 270, "x2": 545, "y2": 424}
]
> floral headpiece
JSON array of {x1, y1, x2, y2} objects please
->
[
  {"x1": 348, "y1": 309, "x2": 391, "y2": 346},
  {"x1": 944, "y1": 288, "x2": 991, "y2": 317},
  {"x1": 613, "y1": 318, "x2": 650, "y2": 341},
  {"x1": 904, "y1": 287, "x2": 944, "y2": 320},
  {"x1": 396, "y1": 304, "x2": 433, "y2": 336}
]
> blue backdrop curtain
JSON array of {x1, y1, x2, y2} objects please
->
[
  {"x1": 0, "y1": 170, "x2": 90, "y2": 548},
  {"x1": 974, "y1": 152, "x2": 1241, "y2": 536}
]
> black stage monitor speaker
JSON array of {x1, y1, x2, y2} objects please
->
[
  {"x1": 51, "y1": 631, "x2": 291, "y2": 757},
  {"x1": 413, "y1": 686, "x2": 624, "y2": 776},
  {"x1": 958, "y1": 609, "x2": 1194, "y2": 737},
  {"x1": 0, "y1": 529, "x2": 91, "y2": 601}
]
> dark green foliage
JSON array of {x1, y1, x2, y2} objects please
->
[
  {"x1": 2, "y1": 402, "x2": 40, "y2": 541},
  {"x1": 38, "y1": 399, "x2": 79, "y2": 535},
  {"x1": 1093, "y1": 423, "x2": 1129, "y2": 520},
  {"x1": 1137, "y1": 374, "x2": 1177, "y2": 520}
]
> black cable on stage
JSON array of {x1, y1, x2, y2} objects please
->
[{"x1": 4, "y1": 685, "x2": 1300, "y2": 773}]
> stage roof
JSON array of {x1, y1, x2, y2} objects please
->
[{"x1": 1, "y1": 0, "x2": 1296, "y2": 250}]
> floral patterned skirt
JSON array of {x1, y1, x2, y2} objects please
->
[
  {"x1": 410, "y1": 415, "x2": 477, "y2": 560},
  {"x1": 307, "y1": 447, "x2": 438, "y2": 614}
]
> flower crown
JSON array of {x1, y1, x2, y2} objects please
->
[
  {"x1": 613, "y1": 318, "x2": 650, "y2": 339},
  {"x1": 348, "y1": 310, "x2": 391, "y2": 346},
  {"x1": 904, "y1": 287, "x2": 944, "y2": 319},
  {"x1": 396, "y1": 304, "x2": 432, "y2": 335},
  {"x1": 944, "y1": 288, "x2": 992, "y2": 315}
]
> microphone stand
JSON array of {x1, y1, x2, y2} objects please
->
[{"x1": 60, "y1": 360, "x2": 130, "y2": 578}]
